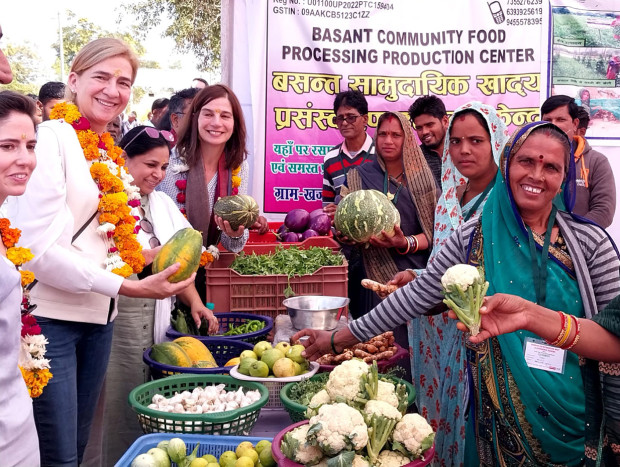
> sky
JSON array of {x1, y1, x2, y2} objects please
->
[{"x1": 2, "y1": 0, "x2": 220, "y2": 98}]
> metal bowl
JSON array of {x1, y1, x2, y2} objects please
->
[{"x1": 283, "y1": 296, "x2": 350, "y2": 331}]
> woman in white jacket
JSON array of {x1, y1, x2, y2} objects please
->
[
  {"x1": 100, "y1": 125, "x2": 218, "y2": 464},
  {"x1": 9, "y1": 38, "x2": 196, "y2": 466}
]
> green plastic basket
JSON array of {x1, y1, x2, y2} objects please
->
[
  {"x1": 280, "y1": 374, "x2": 416, "y2": 424},
  {"x1": 128, "y1": 374, "x2": 268, "y2": 435}
]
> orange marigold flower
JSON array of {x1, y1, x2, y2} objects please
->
[
  {"x1": 99, "y1": 192, "x2": 129, "y2": 212},
  {"x1": 99, "y1": 213, "x2": 120, "y2": 225},
  {"x1": 20, "y1": 270, "x2": 35, "y2": 287},
  {"x1": 231, "y1": 176, "x2": 241, "y2": 188},
  {"x1": 114, "y1": 224, "x2": 135, "y2": 238},
  {"x1": 1, "y1": 222, "x2": 21, "y2": 248},
  {"x1": 112, "y1": 264, "x2": 134, "y2": 278},
  {"x1": 199, "y1": 251, "x2": 214, "y2": 267},
  {"x1": 7, "y1": 247, "x2": 34, "y2": 266}
]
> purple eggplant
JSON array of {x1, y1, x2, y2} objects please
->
[
  {"x1": 284, "y1": 209, "x2": 310, "y2": 233},
  {"x1": 281, "y1": 231, "x2": 300, "y2": 242},
  {"x1": 308, "y1": 213, "x2": 332, "y2": 236},
  {"x1": 301, "y1": 229, "x2": 319, "y2": 240},
  {"x1": 308, "y1": 208, "x2": 325, "y2": 220}
]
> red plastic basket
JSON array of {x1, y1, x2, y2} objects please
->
[
  {"x1": 271, "y1": 420, "x2": 435, "y2": 467},
  {"x1": 205, "y1": 251, "x2": 348, "y2": 320},
  {"x1": 317, "y1": 343, "x2": 409, "y2": 373}
]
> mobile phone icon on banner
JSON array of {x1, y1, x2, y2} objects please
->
[{"x1": 488, "y1": 1, "x2": 505, "y2": 24}]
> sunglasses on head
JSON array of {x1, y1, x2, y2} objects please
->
[{"x1": 123, "y1": 127, "x2": 174, "y2": 150}]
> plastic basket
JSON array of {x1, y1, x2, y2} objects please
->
[
  {"x1": 144, "y1": 338, "x2": 254, "y2": 379},
  {"x1": 247, "y1": 228, "x2": 336, "y2": 248},
  {"x1": 272, "y1": 420, "x2": 435, "y2": 467},
  {"x1": 229, "y1": 362, "x2": 320, "y2": 409},
  {"x1": 115, "y1": 433, "x2": 272, "y2": 467},
  {"x1": 280, "y1": 373, "x2": 416, "y2": 424},
  {"x1": 317, "y1": 343, "x2": 409, "y2": 373},
  {"x1": 128, "y1": 374, "x2": 268, "y2": 435},
  {"x1": 166, "y1": 313, "x2": 273, "y2": 344},
  {"x1": 205, "y1": 251, "x2": 348, "y2": 320}
]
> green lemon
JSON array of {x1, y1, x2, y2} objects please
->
[
  {"x1": 258, "y1": 448, "x2": 276, "y2": 467},
  {"x1": 219, "y1": 450, "x2": 237, "y2": 467},
  {"x1": 235, "y1": 456, "x2": 255, "y2": 467},
  {"x1": 201, "y1": 454, "x2": 218, "y2": 463},
  {"x1": 235, "y1": 441, "x2": 254, "y2": 458},
  {"x1": 254, "y1": 440, "x2": 271, "y2": 455},
  {"x1": 236, "y1": 448, "x2": 258, "y2": 465},
  {"x1": 189, "y1": 459, "x2": 208, "y2": 467}
]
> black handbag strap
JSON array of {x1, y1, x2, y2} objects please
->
[{"x1": 26, "y1": 211, "x2": 98, "y2": 291}]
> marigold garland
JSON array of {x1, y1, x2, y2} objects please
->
[
  {"x1": 50, "y1": 102, "x2": 144, "y2": 277},
  {"x1": 1, "y1": 218, "x2": 52, "y2": 398}
]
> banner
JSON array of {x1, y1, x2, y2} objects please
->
[
  {"x1": 262, "y1": 0, "x2": 551, "y2": 213},
  {"x1": 550, "y1": 0, "x2": 620, "y2": 140}
]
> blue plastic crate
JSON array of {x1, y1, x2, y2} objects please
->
[
  {"x1": 115, "y1": 433, "x2": 273, "y2": 467},
  {"x1": 144, "y1": 338, "x2": 254, "y2": 379},
  {"x1": 166, "y1": 312, "x2": 273, "y2": 345}
]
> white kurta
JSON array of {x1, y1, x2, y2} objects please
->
[{"x1": 0, "y1": 256, "x2": 40, "y2": 466}]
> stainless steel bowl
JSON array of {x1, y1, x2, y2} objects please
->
[{"x1": 283, "y1": 295, "x2": 350, "y2": 331}]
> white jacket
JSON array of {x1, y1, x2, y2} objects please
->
[{"x1": 9, "y1": 120, "x2": 123, "y2": 324}]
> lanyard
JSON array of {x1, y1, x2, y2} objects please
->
[
  {"x1": 526, "y1": 205, "x2": 557, "y2": 307},
  {"x1": 383, "y1": 171, "x2": 403, "y2": 205},
  {"x1": 462, "y1": 178, "x2": 496, "y2": 222}
]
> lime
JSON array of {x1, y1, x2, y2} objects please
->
[
  {"x1": 235, "y1": 456, "x2": 255, "y2": 467},
  {"x1": 236, "y1": 448, "x2": 258, "y2": 465},
  {"x1": 189, "y1": 459, "x2": 208, "y2": 467},
  {"x1": 259, "y1": 448, "x2": 276, "y2": 467},
  {"x1": 219, "y1": 450, "x2": 237, "y2": 467},
  {"x1": 201, "y1": 454, "x2": 218, "y2": 463},
  {"x1": 255, "y1": 440, "x2": 271, "y2": 455},
  {"x1": 235, "y1": 441, "x2": 254, "y2": 458}
]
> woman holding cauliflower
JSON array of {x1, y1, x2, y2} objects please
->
[{"x1": 294, "y1": 121, "x2": 620, "y2": 466}]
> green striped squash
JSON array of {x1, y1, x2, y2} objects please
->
[
  {"x1": 213, "y1": 194, "x2": 260, "y2": 230},
  {"x1": 334, "y1": 189, "x2": 400, "y2": 243}
]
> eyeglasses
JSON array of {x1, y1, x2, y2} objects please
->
[
  {"x1": 123, "y1": 127, "x2": 174, "y2": 150},
  {"x1": 332, "y1": 114, "x2": 363, "y2": 125},
  {"x1": 139, "y1": 218, "x2": 161, "y2": 249}
]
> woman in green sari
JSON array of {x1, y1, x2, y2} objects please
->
[{"x1": 294, "y1": 121, "x2": 620, "y2": 465}]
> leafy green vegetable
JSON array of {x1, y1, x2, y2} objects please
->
[
  {"x1": 288, "y1": 373, "x2": 330, "y2": 406},
  {"x1": 230, "y1": 246, "x2": 344, "y2": 277},
  {"x1": 327, "y1": 451, "x2": 355, "y2": 467}
]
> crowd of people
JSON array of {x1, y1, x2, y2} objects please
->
[{"x1": 1, "y1": 32, "x2": 619, "y2": 467}]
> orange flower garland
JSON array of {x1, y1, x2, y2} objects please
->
[
  {"x1": 0, "y1": 218, "x2": 53, "y2": 398},
  {"x1": 50, "y1": 102, "x2": 144, "y2": 277}
]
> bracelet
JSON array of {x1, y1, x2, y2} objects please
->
[
  {"x1": 397, "y1": 237, "x2": 411, "y2": 255},
  {"x1": 562, "y1": 315, "x2": 581, "y2": 350},
  {"x1": 331, "y1": 331, "x2": 340, "y2": 355},
  {"x1": 410, "y1": 235, "x2": 419, "y2": 254},
  {"x1": 228, "y1": 234, "x2": 244, "y2": 240},
  {"x1": 556, "y1": 312, "x2": 573, "y2": 348},
  {"x1": 546, "y1": 311, "x2": 568, "y2": 346}
]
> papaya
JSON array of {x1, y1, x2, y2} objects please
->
[
  {"x1": 150, "y1": 342, "x2": 192, "y2": 367},
  {"x1": 174, "y1": 336, "x2": 217, "y2": 366},
  {"x1": 152, "y1": 228, "x2": 202, "y2": 283}
]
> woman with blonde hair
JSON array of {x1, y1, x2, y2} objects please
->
[{"x1": 9, "y1": 38, "x2": 195, "y2": 465}]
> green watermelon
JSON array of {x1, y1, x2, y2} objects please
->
[
  {"x1": 213, "y1": 194, "x2": 260, "y2": 230},
  {"x1": 334, "y1": 189, "x2": 400, "y2": 243}
]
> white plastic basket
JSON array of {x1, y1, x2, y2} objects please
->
[{"x1": 229, "y1": 362, "x2": 320, "y2": 409}]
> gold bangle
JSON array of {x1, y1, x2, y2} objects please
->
[
  {"x1": 556, "y1": 312, "x2": 573, "y2": 348},
  {"x1": 563, "y1": 316, "x2": 581, "y2": 350}
]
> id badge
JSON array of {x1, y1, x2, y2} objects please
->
[{"x1": 523, "y1": 337, "x2": 566, "y2": 374}]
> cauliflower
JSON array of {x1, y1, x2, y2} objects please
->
[
  {"x1": 441, "y1": 264, "x2": 489, "y2": 336},
  {"x1": 392, "y1": 413, "x2": 435, "y2": 459},
  {"x1": 307, "y1": 402, "x2": 368, "y2": 456},
  {"x1": 376, "y1": 380, "x2": 399, "y2": 408},
  {"x1": 306, "y1": 389, "x2": 332, "y2": 418},
  {"x1": 375, "y1": 450, "x2": 411, "y2": 467},
  {"x1": 325, "y1": 359, "x2": 369, "y2": 402},
  {"x1": 364, "y1": 400, "x2": 402, "y2": 464},
  {"x1": 353, "y1": 454, "x2": 371, "y2": 467},
  {"x1": 280, "y1": 423, "x2": 324, "y2": 465},
  {"x1": 364, "y1": 400, "x2": 402, "y2": 422}
]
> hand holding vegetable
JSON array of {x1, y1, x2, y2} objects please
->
[
  {"x1": 448, "y1": 293, "x2": 530, "y2": 343},
  {"x1": 251, "y1": 215, "x2": 269, "y2": 234},
  {"x1": 362, "y1": 279, "x2": 399, "y2": 299},
  {"x1": 214, "y1": 215, "x2": 245, "y2": 238},
  {"x1": 368, "y1": 224, "x2": 407, "y2": 249},
  {"x1": 190, "y1": 305, "x2": 219, "y2": 335},
  {"x1": 441, "y1": 264, "x2": 489, "y2": 336}
]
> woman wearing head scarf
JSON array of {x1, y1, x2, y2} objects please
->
[
  {"x1": 337, "y1": 111, "x2": 438, "y2": 319},
  {"x1": 295, "y1": 122, "x2": 620, "y2": 465},
  {"x1": 405, "y1": 102, "x2": 508, "y2": 466}
]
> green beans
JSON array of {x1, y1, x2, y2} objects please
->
[{"x1": 222, "y1": 319, "x2": 265, "y2": 336}]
